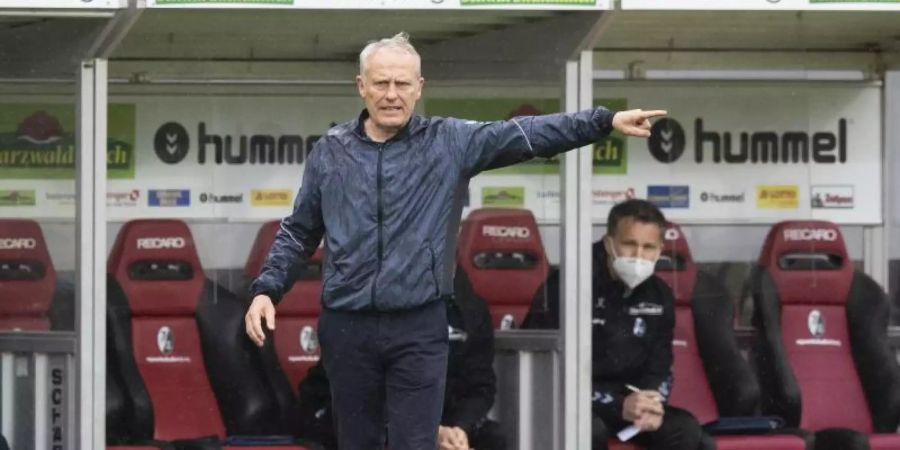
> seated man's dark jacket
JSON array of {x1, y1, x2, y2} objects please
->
[
  {"x1": 523, "y1": 240, "x2": 675, "y2": 423},
  {"x1": 296, "y1": 289, "x2": 496, "y2": 442}
]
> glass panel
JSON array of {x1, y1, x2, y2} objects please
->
[
  {"x1": 0, "y1": 83, "x2": 79, "y2": 333},
  {"x1": 588, "y1": 11, "x2": 887, "y2": 447},
  {"x1": 0, "y1": 14, "x2": 110, "y2": 450}
]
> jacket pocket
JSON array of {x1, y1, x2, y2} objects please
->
[
  {"x1": 426, "y1": 243, "x2": 440, "y2": 299},
  {"x1": 320, "y1": 252, "x2": 341, "y2": 302}
]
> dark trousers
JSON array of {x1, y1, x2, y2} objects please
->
[
  {"x1": 318, "y1": 300, "x2": 449, "y2": 450},
  {"x1": 593, "y1": 405, "x2": 703, "y2": 450}
]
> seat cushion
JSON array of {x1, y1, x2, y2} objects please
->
[
  {"x1": 608, "y1": 441, "x2": 643, "y2": 450},
  {"x1": 868, "y1": 433, "x2": 900, "y2": 450},
  {"x1": 224, "y1": 446, "x2": 309, "y2": 450},
  {"x1": 714, "y1": 434, "x2": 807, "y2": 450}
]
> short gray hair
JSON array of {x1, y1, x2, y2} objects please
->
[{"x1": 359, "y1": 32, "x2": 421, "y2": 76}]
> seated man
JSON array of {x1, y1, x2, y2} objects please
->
[
  {"x1": 296, "y1": 289, "x2": 505, "y2": 450},
  {"x1": 524, "y1": 199, "x2": 703, "y2": 450}
]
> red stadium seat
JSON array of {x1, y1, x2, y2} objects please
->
[
  {"x1": 752, "y1": 220, "x2": 900, "y2": 450},
  {"x1": 106, "y1": 219, "x2": 309, "y2": 450},
  {"x1": 457, "y1": 208, "x2": 549, "y2": 330},
  {"x1": 656, "y1": 224, "x2": 717, "y2": 426},
  {"x1": 244, "y1": 220, "x2": 324, "y2": 393},
  {"x1": 654, "y1": 223, "x2": 807, "y2": 450},
  {"x1": 0, "y1": 219, "x2": 56, "y2": 331}
]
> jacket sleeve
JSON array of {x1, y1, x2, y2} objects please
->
[
  {"x1": 592, "y1": 380, "x2": 627, "y2": 424},
  {"x1": 636, "y1": 284, "x2": 675, "y2": 401},
  {"x1": 248, "y1": 142, "x2": 326, "y2": 304},
  {"x1": 449, "y1": 107, "x2": 616, "y2": 177},
  {"x1": 444, "y1": 300, "x2": 497, "y2": 436}
]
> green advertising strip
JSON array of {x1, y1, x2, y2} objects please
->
[
  {"x1": 482, "y1": 187, "x2": 525, "y2": 207},
  {"x1": 0, "y1": 190, "x2": 36, "y2": 207},
  {"x1": 0, "y1": 103, "x2": 135, "y2": 180},
  {"x1": 156, "y1": 0, "x2": 291, "y2": 3},
  {"x1": 593, "y1": 98, "x2": 628, "y2": 175},
  {"x1": 462, "y1": 0, "x2": 594, "y2": 4},
  {"x1": 425, "y1": 97, "x2": 627, "y2": 175}
]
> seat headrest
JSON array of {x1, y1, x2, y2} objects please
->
[
  {"x1": 244, "y1": 220, "x2": 323, "y2": 280},
  {"x1": 108, "y1": 219, "x2": 204, "y2": 316},
  {"x1": 458, "y1": 208, "x2": 549, "y2": 305},
  {"x1": 655, "y1": 222, "x2": 696, "y2": 306},
  {"x1": 758, "y1": 220, "x2": 852, "y2": 305},
  {"x1": 245, "y1": 220, "x2": 323, "y2": 315},
  {"x1": 0, "y1": 219, "x2": 57, "y2": 317}
]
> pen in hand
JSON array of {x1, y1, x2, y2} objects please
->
[{"x1": 626, "y1": 384, "x2": 664, "y2": 416}]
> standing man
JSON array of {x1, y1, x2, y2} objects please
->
[{"x1": 245, "y1": 32, "x2": 665, "y2": 450}]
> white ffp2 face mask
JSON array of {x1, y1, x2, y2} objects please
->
[{"x1": 608, "y1": 240, "x2": 657, "y2": 289}]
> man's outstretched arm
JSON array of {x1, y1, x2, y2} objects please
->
[{"x1": 450, "y1": 108, "x2": 665, "y2": 177}]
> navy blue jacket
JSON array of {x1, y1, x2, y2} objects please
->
[{"x1": 250, "y1": 107, "x2": 615, "y2": 311}]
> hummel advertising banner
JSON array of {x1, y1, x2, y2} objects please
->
[
  {"x1": 428, "y1": 84, "x2": 882, "y2": 225},
  {"x1": 0, "y1": 83, "x2": 881, "y2": 224}
]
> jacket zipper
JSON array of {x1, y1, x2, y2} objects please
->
[{"x1": 371, "y1": 142, "x2": 385, "y2": 310}]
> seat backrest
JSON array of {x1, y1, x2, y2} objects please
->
[
  {"x1": 457, "y1": 208, "x2": 549, "y2": 330},
  {"x1": 754, "y1": 220, "x2": 870, "y2": 432},
  {"x1": 245, "y1": 220, "x2": 323, "y2": 393},
  {"x1": 0, "y1": 219, "x2": 56, "y2": 331},
  {"x1": 654, "y1": 223, "x2": 718, "y2": 425},
  {"x1": 108, "y1": 219, "x2": 226, "y2": 440}
]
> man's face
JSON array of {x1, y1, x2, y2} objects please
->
[
  {"x1": 607, "y1": 217, "x2": 663, "y2": 261},
  {"x1": 356, "y1": 49, "x2": 423, "y2": 135}
]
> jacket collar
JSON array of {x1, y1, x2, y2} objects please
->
[{"x1": 352, "y1": 108, "x2": 424, "y2": 143}]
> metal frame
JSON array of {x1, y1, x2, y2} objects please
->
[
  {"x1": 33, "y1": 355, "x2": 48, "y2": 450},
  {"x1": 494, "y1": 330, "x2": 561, "y2": 352},
  {"x1": 13, "y1": 356, "x2": 36, "y2": 449},
  {"x1": 561, "y1": 49, "x2": 596, "y2": 450},
  {"x1": 592, "y1": 68, "x2": 871, "y2": 82},
  {"x1": 561, "y1": 59, "x2": 580, "y2": 450},
  {"x1": 73, "y1": 6, "x2": 139, "y2": 447},
  {"x1": 0, "y1": 333, "x2": 77, "y2": 354},
  {"x1": 0, "y1": 10, "x2": 117, "y2": 17},
  {"x1": 885, "y1": 72, "x2": 899, "y2": 291},
  {"x1": 577, "y1": 49, "x2": 595, "y2": 450},
  {"x1": 87, "y1": 1, "x2": 144, "y2": 60},
  {"x1": 76, "y1": 58, "x2": 108, "y2": 450},
  {"x1": 0, "y1": 354, "x2": 13, "y2": 447}
]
